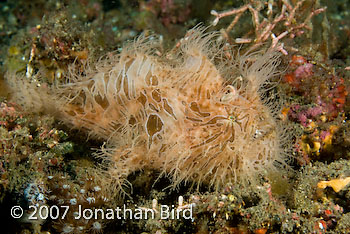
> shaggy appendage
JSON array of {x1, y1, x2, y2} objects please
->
[{"x1": 8, "y1": 28, "x2": 287, "y2": 194}]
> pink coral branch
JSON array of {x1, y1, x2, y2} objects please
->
[{"x1": 211, "y1": 0, "x2": 326, "y2": 54}]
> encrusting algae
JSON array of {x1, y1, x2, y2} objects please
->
[{"x1": 6, "y1": 27, "x2": 290, "y2": 196}]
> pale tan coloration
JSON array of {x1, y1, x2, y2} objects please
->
[{"x1": 7, "y1": 27, "x2": 288, "y2": 195}]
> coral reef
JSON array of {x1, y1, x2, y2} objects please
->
[
  {"x1": 1, "y1": 0, "x2": 350, "y2": 233},
  {"x1": 0, "y1": 100, "x2": 112, "y2": 233},
  {"x1": 0, "y1": 101, "x2": 73, "y2": 197},
  {"x1": 292, "y1": 160, "x2": 350, "y2": 233},
  {"x1": 281, "y1": 53, "x2": 350, "y2": 164}
]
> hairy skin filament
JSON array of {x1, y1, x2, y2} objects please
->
[{"x1": 7, "y1": 27, "x2": 291, "y2": 196}]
